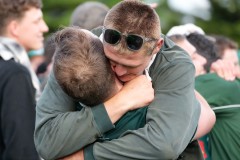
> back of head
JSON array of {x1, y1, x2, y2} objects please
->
[
  {"x1": 104, "y1": 0, "x2": 161, "y2": 54},
  {"x1": 187, "y1": 33, "x2": 219, "y2": 71},
  {"x1": 70, "y1": 1, "x2": 109, "y2": 30},
  {"x1": 0, "y1": 0, "x2": 42, "y2": 35},
  {"x1": 211, "y1": 35, "x2": 238, "y2": 58},
  {"x1": 53, "y1": 26, "x2": 116, "y2": 106}
]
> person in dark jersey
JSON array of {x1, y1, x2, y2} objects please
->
[{"x1": 0, "y1": 0, "x2": 48, "y2": 159}]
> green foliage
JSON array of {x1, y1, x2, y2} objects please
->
[
  {"x1": 43, "y1": 0, "x2": 86, "y2": 10},
  {"x1": 42, "y1": 0, "x2": 86, "y2": 33},
  {"x1": 154, "y1": 2, "x2": 183, "y2": 34},
  {"x1": 199, "y1": 0, "x2": 240, "y2": 45},
  {"x1": 42, "y1": 0, "x2": 240, "y2": 45}
]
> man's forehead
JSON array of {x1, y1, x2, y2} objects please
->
[{"x1": 24, "y1": 7, "x2": 42, "y2": 18}]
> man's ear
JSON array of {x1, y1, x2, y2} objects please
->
[
  {"x1": 8, "y1": 20, "x2": 20, "y2": 37},
  {"x1": 153, "y1": 38, "x2": 164, "y2": 54}
]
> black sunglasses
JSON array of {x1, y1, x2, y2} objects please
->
[{"x1": 102, "y1": 28, "x2": 157, "y2": 51}]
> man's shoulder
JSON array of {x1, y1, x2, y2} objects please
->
[
  {"x1": 195, "y1": 73, "x2": 240, "y2": 96},
  {"x1": 0, "y1": 59, "x2": 34, "y2": 97},
  {"x1": 0, "y1": 59, "x2": 28, "y2": 73},
  {"x1": 196, "y1": 73, "x2": 240, "y2": 85},
  {"x1": 149, "y1": 36, "x2": 195, "y2": 86},
  {"x1": 157, "y1": 34, "x2": 191, "y2": 64},
  {"x1": 152, "y1": 45, "x2": 192, "y2": 71},
  {"x1": 0, "y1": 59, "x2": 31, "y2": 81}
]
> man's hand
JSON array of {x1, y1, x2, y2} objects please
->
[
  {"x1": 59, "y1": 149, "x2": 84, "y2": 160},
  {"x1": 121, "y1": 75, "x2": 154, "y2": 110},
  {"x1": 210, "y1": 59, "x2": 240, "y2": 81},
  {"x1": 104, "y1": 75, "x2": 154, "y2": 123}
]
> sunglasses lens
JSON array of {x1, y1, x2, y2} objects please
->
[
  {"x1": 104, "y1": 29, "x2": 121, "y2": 45},
  {"x1": 126, "y1": 35, "x2": 143, "y2": 50}
]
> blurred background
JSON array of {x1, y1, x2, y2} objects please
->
[{"x1": 42, "y1": 0, "x2": 240, "y2": 45}]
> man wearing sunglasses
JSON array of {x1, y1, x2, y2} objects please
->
[{"x1": 35, "y1": 0, "x2": 214, "y2": 159}]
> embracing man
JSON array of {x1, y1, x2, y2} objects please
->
[{"x1": 35, "y1": 1, "x2": 215, "y2": 159}]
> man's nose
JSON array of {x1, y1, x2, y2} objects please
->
[
  {"x1": 41, "y1": 20, "x2": 49, "y2": 33},
  {"x1": 113, "y1": 64, "x2": 127, "y2": 76}
]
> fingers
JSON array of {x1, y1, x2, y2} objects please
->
[
  {"x1": 210, "y1": 59, "x2": 237, "y2": 81},
  {"x1": 234, "y1": 63, "x2": 240, "y2": 78},
  {"x1": 123, "y1": 75, "x2": 154, "y2": 109}
]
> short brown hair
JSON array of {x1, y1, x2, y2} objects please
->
[
  {"x1": 104, "y1": 0, "x2": 161, "y2": 54},
  {"x1": 0, "y1": 0, "x2": 42, "y2": 35},
  {"x1": 53, "y1": 26, "x2": 116, "y2": 106}
]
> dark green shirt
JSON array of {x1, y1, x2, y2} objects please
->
[
  {"x1": 76, "y1": 103, "x2": 148, "y2": 141},
  {"x1": 195, "y1": 73, "x2": 240, "y2": 106},
  {"x1": 195, "y1": 73, "x2": 240, "y2": 160}
]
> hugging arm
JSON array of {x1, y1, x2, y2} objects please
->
[
  {"x1": 84, "y1": 61, "x2": 201, "y2": 160},
  {"x1": 34, "y1": 72, "x2": 153, "y2": 160}
]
